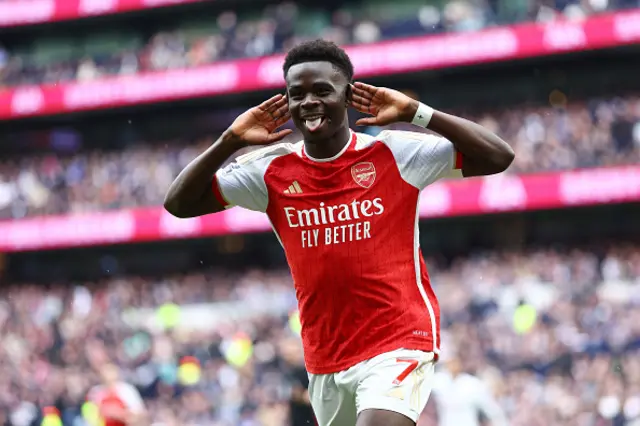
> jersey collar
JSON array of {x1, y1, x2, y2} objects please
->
[{"x1": 303, "y1": 130, "x2": 356, "y2": 163}]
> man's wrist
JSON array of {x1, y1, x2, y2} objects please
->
[
  {"x1": 401, "y1": 100, "x2": 420, "y2": 123},
  {"x1": 410, "y1": 102, "x2": 435, "y2": 128},
  {"x1": 220, "y1": 129, "x2": 248, "y2": 151}
]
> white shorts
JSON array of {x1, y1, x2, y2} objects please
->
[{"x1": 308, "y1": 348, "x2": 436, "y2": 426}]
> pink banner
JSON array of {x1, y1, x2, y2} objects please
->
[
  {"x1": 0, "y1": 165, "x2": 637, "y2": 252},
  {"x1": 1, "y1": 10, "x2": 639, "y2": 120},
  {"x1": 0, "y1": 0, "x2": 206, "y2": 27}
]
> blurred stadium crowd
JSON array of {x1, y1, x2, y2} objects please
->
[
  {"x1": 0, "y1": 94, "x2": 638, "y2": 219},
  {"x1": 0, "y1": 245, "x2": 638, "y2": 426},
  {"x1": 0, "y1": 0, "x2": 638, "y2": 87}
]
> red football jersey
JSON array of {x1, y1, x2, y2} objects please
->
[
  {"x1": 88, "y1": 382, "x2": 145, "y2": 426},
  {"x1": 213, "y1": 130, "x2": 463, "y2": 374}
]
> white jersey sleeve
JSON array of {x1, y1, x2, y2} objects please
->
[
  {"x1": 213, "y1": 143, "x2": 297, "y2": 212},
  {"x1": 378, "y1": 130, "x2": 463, "y2": 190},
  {"x1": 115, "y1": 382, "x2": 146, "y2": 413}
]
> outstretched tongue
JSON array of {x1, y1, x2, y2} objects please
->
[{"x1": 305, "y1": 117, "x2": 324, "y2": 132}]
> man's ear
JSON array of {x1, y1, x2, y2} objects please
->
[{"x1": 345, "y1": 84, "x2": 353, "y2": 106}]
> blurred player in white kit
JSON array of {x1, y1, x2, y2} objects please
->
[{"x1": 431, "y1": 353, "x2": 508, "y2": 426}]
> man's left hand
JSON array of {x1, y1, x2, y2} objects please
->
[{"x1": 349, "y1": 82, "x2": 419, "y2": 127}]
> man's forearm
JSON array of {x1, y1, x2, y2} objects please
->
[
  {"x1": 164, "y1": 130, "x2": 244, "y2": 218},
  {"x1": 427, "y1": 110, "x2": 515, "y2": 177}
]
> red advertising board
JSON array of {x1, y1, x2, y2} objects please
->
[
  {"x1": 1, "y1": 10, "x2": 639, "y2": 120},
  {"x1": 0, "y1": 166, "x2": 637, "y2": 252}
]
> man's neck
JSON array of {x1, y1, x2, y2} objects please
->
[{"x1": 304, "y1": 126, "x2": 351, "y2": 160}]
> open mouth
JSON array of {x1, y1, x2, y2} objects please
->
[{"x1": 303, "y1": 115, "x2": 327, "y2": 133}]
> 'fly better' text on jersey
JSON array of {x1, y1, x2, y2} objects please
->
[{"x1": 284, "y1": 198, "x2": 383, "y2": 247}]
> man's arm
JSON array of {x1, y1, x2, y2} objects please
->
[
  {"x1": 350, "y1": 82, "x2": 515, "y2": 177},
  {"x1": 426, "y1": 111, "x2": 515, "y2": 177},
  {"x1": 164, "y1": 131, "x2": 243, "y2": 218},
  {"x1": 164, "y1": 94, "x2": 291, "y2": 218}
]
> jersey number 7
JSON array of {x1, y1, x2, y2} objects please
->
[{"x1": 393, "y1": 358, "x2": 420, "y2": 385}]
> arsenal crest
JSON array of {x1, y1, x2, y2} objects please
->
[{"x1": 351, "y1": 162, "x2": 376, "y2": 188}]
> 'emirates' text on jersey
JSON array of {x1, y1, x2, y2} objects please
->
[{"x1": 213, "y1": 130, "x2": 463, "y2": 374}]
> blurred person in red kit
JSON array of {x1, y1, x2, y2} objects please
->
[{"x1": 87, "y1": 363, "x2": 148, "y2": 426}]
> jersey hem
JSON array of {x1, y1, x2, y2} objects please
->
[{"x1": 305, "y1": 339, "x2": 437, "y2": 375}]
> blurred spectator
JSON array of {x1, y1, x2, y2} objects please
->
[
  {"x1": 432, "y1": 353, "x2": 508, "y2": 426},
  {"x1": 0, "y1": 44, "x2": 8, "y2": 82}
]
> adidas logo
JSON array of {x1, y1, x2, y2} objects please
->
[{"x1": 284, "y1": 181, "x2": 303, "y2": 194}]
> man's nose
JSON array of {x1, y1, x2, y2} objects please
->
[{"x1": 301, "y1": 94, "x2": 320, "y2": 109}]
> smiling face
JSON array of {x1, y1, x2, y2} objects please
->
[{"x1": 285, "y1": 61, "x2": 350, "y2": 144}]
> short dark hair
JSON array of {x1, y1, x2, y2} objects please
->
[{"x1": 283, "y1": 39, "x2": 354, "y2": 82}]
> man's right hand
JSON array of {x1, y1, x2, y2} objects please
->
[
  {"x1": 227, "y1": 94, "x2": 293, "y2": 147},
  {"x1": 164, "y1": 94, "x2": 292, "y2": 219}
]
